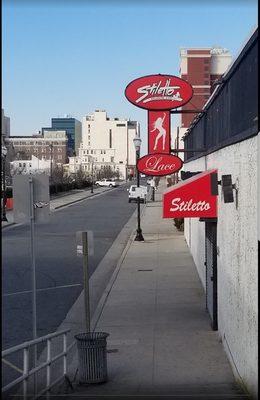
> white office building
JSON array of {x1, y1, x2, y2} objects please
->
[
  {"x1": 77, "y1": 110, "x2": 139, "y2": 179},
  {"x1": 10, "y1": 155, "x2": 51, "y2": 176}
]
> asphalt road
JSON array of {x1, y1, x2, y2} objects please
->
[{"x1": 2, "y1": 183, "x2": 137, "y2": 351}]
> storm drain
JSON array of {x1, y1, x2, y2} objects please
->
[{"x1": 137, "y1": 269, "x2": 153, "y2": 272}]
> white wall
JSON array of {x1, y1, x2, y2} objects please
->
[
  {"x1": 11, "y1": 155, "x2": 50, "y2": 175},
  {"x1": 257, "y1": 133, "x2": 260, "y2": 241},
  {"x1": 183, "y1": 136, "x2": 258, "y2": 397}
]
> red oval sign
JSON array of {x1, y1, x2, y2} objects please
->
[
  {"x1": 125, "y1": 74, "x2": 193, "y2": 110},
  {"x1": 137, "y1": 153, "x2": 183, "y2": 176}
]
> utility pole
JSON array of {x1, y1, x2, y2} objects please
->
[{"x1": 49, "y1": 144, "x2": 53, "y2": 184}]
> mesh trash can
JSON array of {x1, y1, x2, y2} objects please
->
[{"x1": 75, "y1": 332, "x2": 109, "y2": 384}]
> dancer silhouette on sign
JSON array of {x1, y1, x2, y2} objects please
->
[{"x1": 151, "y1": 113, "x2": 167, "y2": 150}]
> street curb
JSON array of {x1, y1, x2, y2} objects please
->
[
  {"x1": 53, "y1": 188, "x2": 112, "y2": 210},
  {"x1": 1, "y1": 222, "x2": 16, "y2": 230},
  {"x1": 1, "y1": 187, "x2": 117, "y2": 228},
  {"x1": 91, "y1": 203, "x2": 147, "y2": 332}
]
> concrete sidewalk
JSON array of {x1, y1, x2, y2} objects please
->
[
  {"x1": 56, "y1": 179, "x2": 249, "y2": 399},
  {"x1": 1, "y1": 185, "x2": 117, "y2": 229}
]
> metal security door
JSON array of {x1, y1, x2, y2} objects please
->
[{"x1": 205, "y1": 222, "x2": 218, "y2": 330}]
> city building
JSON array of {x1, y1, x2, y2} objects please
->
[
  {"x1": 67, "y1": 156, "x2": 82, "y2": 174},
  {"x1": 75, "y1": 110, "x2": 138, "y2": 179},
  {"x1": 10, "y1": 155, "x2": 50, "y2": 175},
  {"x1": 42, "y1": 115, "x2": 82, "y2": 156},
  {"x1": 1, "y1": 108, "x2": 10, "y2": 142},
  {"x1": 180, "y1": 46, "x2": 232, "y2": 129},
  {"x1": 171, "y1": 46, "x2": 232, "y2": 183},
  {"x1": 181, "y1": 28, "x2": 258, "y2": 397},
  {"x1": 5, "y1": 130, "x2": 68, "y2": 165}
]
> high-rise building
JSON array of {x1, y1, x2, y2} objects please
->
[
  {"x1": 180, "y1": 47, "x2": 232, "y2": 128},
  {"x1": 74, "y1": 110, "x2": 139, "y2": 179},
  {"x1": 42, "y1": 115, "x2": 82, "y2": 156},
  {"x1": 1, "y1": 109, "x2": 10, "y2": 142}
]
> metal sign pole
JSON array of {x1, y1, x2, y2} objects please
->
[
  {"x1": 29, "y1": 176, "x2": 37, "y2": 392},
  {"x1": 82, "y1": 232, "x2": 91, "y2": 332}
]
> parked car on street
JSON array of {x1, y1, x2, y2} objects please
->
[
  {"x1": 127, "y1": 185, "x2": 147, "y2": 203},
  {"x1": 95, "y1": 179, "x2": 118, "y2": 187}
]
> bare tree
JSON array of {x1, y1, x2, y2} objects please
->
[
  {"x1": 96, "y1": 165, "x2": 118, "y2": 180},
  {"x1": 51, "y1": 164, "x2": 65, "y2": 185}
]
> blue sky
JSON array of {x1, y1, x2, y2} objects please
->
[{"x1": 2, "y1": 0, "x2": 258, "y2": 153}]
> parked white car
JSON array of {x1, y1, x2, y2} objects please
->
[
  {"x1": 95, "y1": 179, "x2": 118, "y2": 187},
  {"x1": 127, "y1": 185, "x2": 147, "y2": 203}
]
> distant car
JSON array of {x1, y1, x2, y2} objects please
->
[
  {"x1": 127, "y1": 185, "x2": 147, "y2": 203},
  {"x1": 95, "y1": 179, "x2": 118, "y2": 187}
]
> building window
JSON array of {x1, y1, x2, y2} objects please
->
[
  {"x1": 104, "y1": 150, "x2": 106, "y2": 154},
  {"x1": 88, "y1": 135, "x2": 90, "y2": 140},
  {"x1": 91, "y1": 150, "x2": 93, "y2": 154},
  {"x1": 58, "y1": 155, "x2": 62, "y2": 160},
  {"x1": 19, "y1": 163, "x2": 22, "y2": 167},
  {"x1": 119, "y1": 161, "x2": 123, "y2": 164},
  {"x1": 88, "y1": 142, "x2": 90, "y2": 146},
  {"x1": 109, "y1": 129, "x2": 112, "y2": 148},
  {"x1": 83, "y1": 150, "x2": 86, "y2": 154},
  {"x1": 204, "y1": 66, "x2": 209, "y2": 71},
  {"x1": 102, "y1": 158, "x2": 104, "y2": 162},
  {"x1": 111, "y1": 157, "x2": 114, "y2": 162},
  {"x1": 116, "y1": 124, "x2": 126, "y2": 127},
  {"x1": 87, "y1": 150, "x2": 89, "y2": 154}
]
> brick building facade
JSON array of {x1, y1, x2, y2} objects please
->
[
  {"x1": 180, "y1": 47, "x2": 232, "y2": 128},
  {"x1": 5, "y1": 131, "x2": 68, "y2": 166}
]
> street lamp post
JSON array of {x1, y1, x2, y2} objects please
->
[
  {"x1": 2, "y1": 145, "x2": 8, "y2": 222},
  {"x1": 133, "y1": 136, "x2": 144, "y2": 242},
  {"x1": 91, "y1": 159, "x2": 94, "y2": 194},
  {"x1": 49, "y1": 144, "x2": 53, "y2": 184}
]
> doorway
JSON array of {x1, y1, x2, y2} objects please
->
[{"x1": 205, "y1": 221, "x2": 218, "y2": 330}]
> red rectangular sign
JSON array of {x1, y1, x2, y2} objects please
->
[
  {"x1": 163, "y1": 170, "x2": 218, "y2": 218},
  {"x1": 148, "y1": 111, "x2": 170, "y2": 154}
]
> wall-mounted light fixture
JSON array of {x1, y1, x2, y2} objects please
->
[{"x1": 218, "y1": 175, "x2": 238, "y2": 206}]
